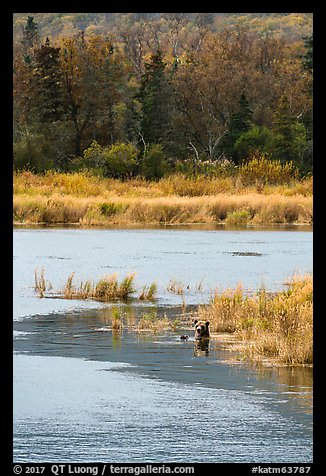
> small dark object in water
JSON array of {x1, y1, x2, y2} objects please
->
[
  {"x1": 180, "y1": 335, "x2": 189, "y2": 341},
  {"x1": 231, "y1": 251, "x2": 263, "y2": 257}
]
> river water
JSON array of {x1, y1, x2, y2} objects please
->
[{"x1": 13, "y1": 226, "x2": 313, "y2": 463}]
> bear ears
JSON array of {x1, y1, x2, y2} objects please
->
[{"x1": 194, "y1": 319, "x2": 210, "y2": 326}]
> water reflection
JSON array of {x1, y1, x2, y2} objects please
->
[
  {"x1": 194, "y1": 339, "x2": 210, "y2": 357},
  {"x1": 13, "y1": 305, "x2": 312, "y2": 395},
  {"x1": 14, "y1": 223, "x2": 313, "y2": 232},
  {"x1": 260, "y1": 363, "x2": 313, "y2": 388},
  {"x1": 13, "y1": 305, "x2": 313, "y2": 462},
  {"x1": 111, "y1": 330, "x2": 122, "y2": 348},
  {"x1": 255, "y1": 365, "x2": 313, "y2": 415}
]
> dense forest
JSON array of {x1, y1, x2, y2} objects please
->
[{"x1": 13, "y1": 13, "x2": 313, "y2": 178}]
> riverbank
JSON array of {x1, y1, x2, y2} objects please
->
[
  {"x1": 13, "y1": 171, "x2": 313, "y2": 226},
  {"x1": 33, "y1": 267, "x2": 313, "y2": 366},
  {"x1": 198, "y1": 274, "x2": 313, "y2": 366},
  {"x1": 102, "y1": 272, "x2": 313, "y2": 366}
]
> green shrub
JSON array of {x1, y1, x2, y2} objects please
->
[
  {"x1": 83, "y1": 141, "x2": 138, "y2": 178},
  {"x1": 99, "y1": 202, "x2": 124, "y2": 216},
  {"x1": 140, "y1": 144, "x2": 169, "y2": 180},
  {"x1": 13, "y1": 134, "x2": 53, "y2": 172},
  {"x1": 235, "y1": 126, "x2": 276, "y2": 160},
  {"x1": 104, "y1": 143, "x2": 138, "y2": 178},
  {"x1": 226, "y1": 209, "x2": 251, "y2": 225},
  {"x1": 82, "y1": 140, "x2": 104, "y2": 168}
]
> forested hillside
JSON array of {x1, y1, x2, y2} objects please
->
[
  {"x1": 13, "y1": 13, "x2": 313, "y2": 42},
  {"x1": 13, "y1": 13, "x2": 313, "y2": 177}
]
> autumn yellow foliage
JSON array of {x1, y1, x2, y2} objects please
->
[{"x1": 198, "y1": 274, "x2": 313, "y2": 365}]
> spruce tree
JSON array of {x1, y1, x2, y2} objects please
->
[
  {"x1": 273, "y1": 95, "x2": 307, "y2": 165},
  {"x1": 31, "y1": 38, "x2": 64, "y2": 123},
  {"x1": 221, "y1": 93, "x2": 252, "y2": 163},
  {"x1": 21, "y1": 16, "x2": 39, "y2": 48},
  {"x1": 301, "y1": 34, "x2": 313, "y2": 72},
  {"x1": 137, "y1": 50, "x2": 171, "y2": 147},
  {"x1": 21, "y1": 16, "x2": 39, "y2": 64}
]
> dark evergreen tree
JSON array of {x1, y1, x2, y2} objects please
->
[
  {"x1": 301, "y1": 34, "x2": 313, "y2": 72},
  {"x1": 272, "y1": 95, "x2": 307, "y2": 165},
  {"x1": 21, "y1": 16, "x2": 39, "y2": 48},
  {"x1": 31, "y1": 39, "x2": 64, "y2": 123},
  {"x1": 137, "y1": 50, "x2": 172, "y2": 148},
  {"x1": 123, "y1": 96, "x2": 142, "y2": 144},
  {"x1": 21, "y1": 16, "x2": 39, "y2": 64},
  {"x1": 220, "y1": 93, "x2": 252, "y2": 163},
  {"x1": 300, "y1": 34, "x2": 313, "y2": 171},
  {"x1": 16, "y1": 37, "x2": 69, "y2": 171}
]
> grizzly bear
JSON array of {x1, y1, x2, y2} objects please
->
[{"x1": 193, "y1": 319, "x2": 210, "y2": 339}]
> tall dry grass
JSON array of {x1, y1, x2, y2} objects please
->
[
  {"x1": 14, "y1": 171, "x2": 313, "y2": 197},
  {"x1": 198, "y1": 274, "x2": 313, "y2": 365},
  {"x1": 13, "y1": 171, "x2": 313, "y2": 226},
  {"x1": 14, "y1": 192, "x2": 312, "y2": 226},
  {"x1": 34, "y1": 269, "x2": 157, "y2": 302}
]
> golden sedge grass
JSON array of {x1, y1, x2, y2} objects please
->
[
  {"x1": 14, "y1": 171, "x2": 312, "y2": 225},
  {"x1": 14, "y1": 171, "x2": 312, "y2": 198},
  {"x1": 34, "y1": 269, "x2": 157, "y2": 302},
  {"x1": 34, "y1": 268, "x2": 312, "y2": 364},
  {"x1": 198, "y1": 274, "x2": 313, "y2": 365},
  {"x1": 14, "y1": 191, "x2": 312, "y2": 225}
]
